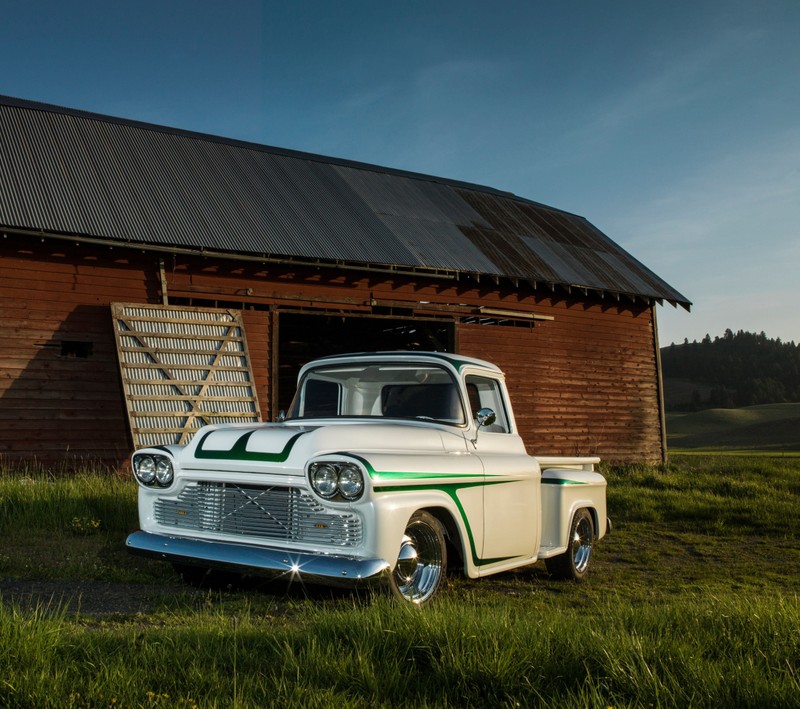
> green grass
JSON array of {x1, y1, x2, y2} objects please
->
[
  {"x1": 667, "y1": 402, "x2": 800, "y2": 452},
  {"x1": 1, "y1": 456, "x2": 799, "y2": 708},
  {"x1": 3, "y1": 593, "x2": 798, "y2": 708},
  {"x1": 0, "y1": 466, "x2": 164, "y2": 583}
]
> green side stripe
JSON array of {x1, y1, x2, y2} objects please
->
[
  {"x1": 365, "y1": 459, "x2": 517, "y2": 568},
  {"x1": 195, "y1": 430, "x2": 306, "y2": 462},
  {"x1": 342, "y1": 454, "x2": 500, "y2": 483},
  {"x1": 373, "y1": 480, "x2": 519, "y2": 567},
  {"x1": 346, "y1": 455, "x2": 520, "y2": 565},
  {"x1": 371, "y1": 470, "x2": 485, "y2": 482},
  {"x1": 541, "y1": 478, "x2": 587, "y2": 485}
]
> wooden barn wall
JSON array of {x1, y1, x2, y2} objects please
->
[
  {"x1": 457, "y1": 306, "x2": 662, "y2": 463},
  {"x1": 164, "y1": 258, "x2": 664, "y2": 463},
  {"x1": 0, "y1": 237, "x2": 664, "y2": 464},
  {"x1": 0, "y1": 239, "x2": 275, "y2": 465},
  {"x1": 0, "y1": 239, "x2": 154, "y2": 464},
  {"x1": 240, "y1": 308, "x2": 271, "y2": 424}
]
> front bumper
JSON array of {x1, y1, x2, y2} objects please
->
[{"x1": 126, "y1": 531, "x2": 391, "y2": 588}]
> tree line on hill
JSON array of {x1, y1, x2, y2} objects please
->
[{"x1": 661, "y1": 329, "x2": 800, "y2": 410}]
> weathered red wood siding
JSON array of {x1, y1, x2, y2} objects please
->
[
  {"x1": 163, "y1": 257, "x2": 666, "y2": 462},
  {"x1": 1, "y1": 236, "x2": 665, "y2": 464},
  {"x1": 240, "y1": 308, "x2": 271, "y2": 423},
  {"x1": 0, "y1": 242, "x2": 154, "y2": 463},
  {"x1": 457, "y1": 302, "x2": 663, "y2": 462}
]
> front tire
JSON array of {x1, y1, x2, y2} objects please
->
[
  {"x1": 389, "y1": 511, "x2": 447, "y2": 604},
  {"x1": 545, "y1": 508, "x2": 595, "y2": 581}
]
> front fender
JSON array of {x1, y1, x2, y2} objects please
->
[{"x1": 370, "y1": 484, "x2": 484, "y2": 579}]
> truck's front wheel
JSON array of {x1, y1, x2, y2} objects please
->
[
  {"x1": 389, "y1": 511, "x2": 447, "y2": 604},
  {"x1": 545, "y1": 508, "x2": 594, "y2": 581}
]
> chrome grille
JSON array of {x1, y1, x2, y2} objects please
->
[{"x1": 154, "y1": 482, "x2": 362, "y2": 547}]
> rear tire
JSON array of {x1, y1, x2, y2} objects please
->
[
  {"x1": 389, "y1": 511, "x2": 447, "y2": 604},
  {"x1": 545, "y1": 508, "x2": 594, "y2": 581}
]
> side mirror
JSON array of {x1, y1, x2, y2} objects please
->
[
  {"x1": 471, "y1": 408, "x2": 496, "y2": 447},
  {"x1": 476, "y1": 408, "x2": 496, "y2": 428},
  {"x1": 276, "y1": 410, "x2": 287, "y2": 423}
]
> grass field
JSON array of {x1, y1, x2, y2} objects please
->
[
  {"x1": 667, "y1": 401, "x2": 800, "y2": 453},
  {"x1": 1, "y1": 456, "x2": 799, "y2": 708}
]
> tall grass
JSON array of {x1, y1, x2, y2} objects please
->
[
  {"x1": 1, "y1": 592, "x2": 797, "y2": 708},
  {"x1": 0, "y1": 465, "x2": 137, "y2": 536},
  {"x1": 0, "y1": 465, "x2": 147, "y2": 582},
  {"x1": 604, "y1": 455, "x2": 800, "y2": 536},
  {"x1": 1, "y1": 455, "x2": 799, "y2": 707}
]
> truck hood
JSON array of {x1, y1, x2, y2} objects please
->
[{"x1": 179, "y1": 419, "x2": 469, "y2": 470}]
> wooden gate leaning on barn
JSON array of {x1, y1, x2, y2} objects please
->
[{"x1": 111, "y1": 303, "x2": 262, "y2": 449}]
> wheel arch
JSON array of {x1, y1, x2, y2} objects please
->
[
  {"x1": 417, "y1": 505, "x2": 467, "y2": 574},
  {"x1": 565, "y1": 500, "x2": 599, "y2": 540}
]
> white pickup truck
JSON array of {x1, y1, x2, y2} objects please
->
[{"x1": 126, "y1": 351, "x2": 610, "y2": 603}]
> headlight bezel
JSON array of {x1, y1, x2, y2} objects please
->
[
  {"x1": 133, "y1": 453, "x2": 175, "y2": 488},
  {"x1": 308, "y1": 460, "x2": 366, "y2": 502}
]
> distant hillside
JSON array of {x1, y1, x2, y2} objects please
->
[
  {"x1": 666, "y1": 403, "x2": 800, "y2": 452},
  {"x1": 661, "y1": 329, "x2": 800, "y2": 411}
]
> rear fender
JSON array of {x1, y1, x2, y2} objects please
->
[{"x1": 539, "y1": 469, "x2": 608, "y2": 554}]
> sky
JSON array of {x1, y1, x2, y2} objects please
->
[{"x1": 1, "y1": 0, "x2": 798, "y2": 346}]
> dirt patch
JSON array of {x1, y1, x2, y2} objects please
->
[{"x1": 0, "y1": 580, "x2": 197, "y2": 616}]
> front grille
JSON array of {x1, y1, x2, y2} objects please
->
[{"x1": 154, "y1": 482, "x2": 362, "y2": 547}]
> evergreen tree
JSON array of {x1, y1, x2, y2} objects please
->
[{"x1": 662, "y1": 330, "x2": 800, "y2": 410}]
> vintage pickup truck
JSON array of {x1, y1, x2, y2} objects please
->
[{"x1": 126, "y1": 351, "x2": 610, "y2": 603}]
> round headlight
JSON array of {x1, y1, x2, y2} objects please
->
[
  {"x1": 312, "y1": 464, "x2": 338, "y2": 498},
  {"x1": 338, "y1": 464, "x2": 364, "y2": 500},
  {"x1": 155, "y1": 457, "x2": 174, "y2": 486},
  {"x1": 134, "y1": 455, "x2": 156, "y2": 484}
]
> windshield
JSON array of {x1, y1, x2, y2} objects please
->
[{"x1": 287, "y1": 362, "x2": 465, "y2": 425}]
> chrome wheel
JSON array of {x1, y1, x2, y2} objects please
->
[
  {"x1": 571, "y1": 513, "x2": 593, "y2": 573},
  {"x1": 545, "y1": 508, "x2": 595, "y2": 581},
  {"x1": 390, "y1": 511, "x2": 446, "y2": 604}
]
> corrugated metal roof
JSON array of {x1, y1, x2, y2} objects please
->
[{"x1": 0, "y1": 95, "x2": 690, "y2": 308}]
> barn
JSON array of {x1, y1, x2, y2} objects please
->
[{"x1": 0, "y1": 95, "x2": 690, "y2": 466}]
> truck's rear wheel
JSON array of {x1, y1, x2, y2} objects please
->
[
  {"x1": 389, "y1": 511, "x2": 447, "y2": 604},
  {"x1": 545, "y1": 508, "x2": 594, "y2": 581}
]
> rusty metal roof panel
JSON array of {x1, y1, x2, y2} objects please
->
[
  {"x1": 376, "y1": 213, "x2": 501, "y2": 273},
  {"x1": 0, "y1": 95, "x2": 690, "y2": 308},
  {"x1": 336, "y1": 166, "x2": 500, "y2": 271},
  {"x1": 261, "y1": 156, "x2": 415, "y2": 264}
]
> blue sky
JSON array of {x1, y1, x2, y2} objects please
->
[{"x1": 1, "y1": 0, "x2": 798, "y2": 345}]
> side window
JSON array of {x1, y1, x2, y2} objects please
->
[
  {"x1": 464, "y1": 375, "x2": 510, "y2": 433},
  {"x1": 301, "y1": 379, "x2": 340, "y2": 417}
]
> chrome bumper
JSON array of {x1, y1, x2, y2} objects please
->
[{"x1": 126, "y1": 531, "x2": 391, "y2": 588}]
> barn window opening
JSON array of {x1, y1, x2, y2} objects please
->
[
  {"x1": 460, "y1": 316, "x2": 536, "y2": 329},
  {"x1": 60, "y1": 341, "x2": 93, "y2": 358},
  {"x1": 277, "y1": 312, "x2": 455, "y2": 414},
  {"x1": 460, "y1": 308, "x2": 554, "y2": 328}
]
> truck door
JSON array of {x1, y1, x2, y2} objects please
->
[{"x1": 465, "y1": 373, "x2": 541, "y2": 566}]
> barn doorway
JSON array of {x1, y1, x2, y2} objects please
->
[{"x1": 276, "y1": 312, "x2": 455, "y2": 412}]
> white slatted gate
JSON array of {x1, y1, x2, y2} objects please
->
[{"x1": 111, "y1": 303, "x2": 262, "y2": 448}]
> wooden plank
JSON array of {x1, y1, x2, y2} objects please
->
[{"x1": 118, "y1": 362, "x2": 250, "y2": 372}]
